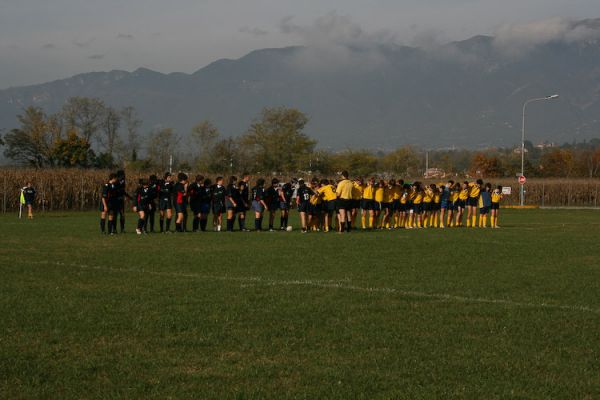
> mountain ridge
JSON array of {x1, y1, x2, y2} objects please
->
[{"x1": 2, "y1": 26, "x2": 600, "y2": 149}]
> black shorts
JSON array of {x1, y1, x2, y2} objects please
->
[
  {"x1": 360, "y1": 199, "x2": 373, "y2": 210},
  {"x1": 159, "y1": 197, "x2": 173, "y2": 210},
  {"x1": 372, "y1": 202, "x2": 381, "y2": 211},
  {"x1": 413, "y1": 203, "x2": 423, "y2": 214},
  {"x1": 480, "y1": 207, "x2": 489, "y2": 215},
  {"x1": 107, "y1": 200, "x2": 121, "y2": 212},
  {"x1": 325, "y1": 200, "x2": 337, "y2": 212},
  {"x1": 279, "y1": 201, "x2": 290, "y2": 211},
  {"x1": 423, "y1": 202, "x2": 432, "y2": 212},
  {"x1": 269, "y1": 201, "x2": 280, "y2": 212},
  {"x1": 175, "y1": 203, "x2": 187, "y2": 214},
  {"x1": 352, "y1": 199, "x2": 361, "y2": 209},
  {"x1": 491, "y1": 203, "x2": 500, "y2": 210},
  {"x1": 392, "y1": 200, "x2": 401, "y2": 211},
  {"x1": 298, "y1": 201, "x2": 311, "y2": 213},
  {"x1": 434, "y1": 203, "x2": 441, "y2": 211},
  {"x1": 399, "y1": 203, "x2": 407, "y2": 212},
  {"x1": 381, "y1": 202, "x2": 392, "y2": 210},
  {"x1": 456, "y1": 200, "x2": 466, "y2": 209},
  {"x1": 213, "y1": 203, "x2": 226, "y2": 214},
  {"x1": 337, "y1": 199, "x2": 351, "y2": 210},
  {"x1": 467, "y1": 197, "x2": 479, "y2": 207}
]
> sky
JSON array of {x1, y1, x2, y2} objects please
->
[{"x1": 1, "y1": 0, "x2": 600, "y2": 89}]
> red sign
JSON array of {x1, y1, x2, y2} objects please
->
[{"x1": 518, "y1": 175, "x2": 527, "y2": 185}]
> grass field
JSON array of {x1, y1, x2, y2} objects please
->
[{"x1": 1, "y1": 210, "x2": 599, "y2": 399}]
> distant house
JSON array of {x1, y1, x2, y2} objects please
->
[
  {"x1": 535, "y1": 141, "x2": 556, "y2": 149},
  {"x1": 424, "y1": 168, "x2": 446, "y2": 179},
  {"x1": 513, "y1": 147, "x2": 529, "y2": 154}
]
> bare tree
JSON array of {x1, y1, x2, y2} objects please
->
[
  {"x1": 121, "y1": 106, "x2": 142, "y2": 161},
  {"x1": 100, "y1": 106, "x2": 121, "y2": 158},
  {"x1": 190, "y1": 120, "x2": 220, "y2": 170},
  {"x1": 61, "y1": 97, "x2": 106, "y2": 143}
]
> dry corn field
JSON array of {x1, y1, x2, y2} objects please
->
[{"x1": 2, "y1": 168, "x2": 600, "y2": 212}]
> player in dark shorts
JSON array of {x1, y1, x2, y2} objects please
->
[
  {"x1": 279, "y1": 180, "x2": 294, "y2": 230},
  {"x1": 198, "y1": 178, "x2": 212, "y2": 231},
  {"x1": 174, "y1": 173, "x2": 189, "y2": 232},
  {"x1": 22, "y1": 181, "x2": 36, "y2": 219},
  {"x1": 157, "y1": 172, "x2": 174, "y2": 233},
  {"x1": 115, "y1": 170, "x2": 131, "y2": 233},
  {"x1": 188, "y1": 175, "x2": 204, "y2": 232},
  {"x1": 99, "y1": 176, "x2": 111, "y2": 234},
  {"x1": 134, "y1": 179, "x2": 152, "y2": 234},
  {"x1": 266, "y1": 178, "x2": 281, "y2": 232},
  {"x1": 237, "y1": 181, "x2": 250, "y2": 231},
  {"x1": 145, "y1": 174, "x2": 159, "y2": 232},
  {"x1": 239, "y1": 173, "x2": 251, "y2": 231},
  {"x1": 225, "y1": 176, "x2": 240, "y2": 232},
  {"x1": 251, "y1": 178, "x2": 268, "y2": 231},
  {"x1": 105, "y1": 173, "x2": 120, "y2": 235},
  {"x1": 296, "y1": 179, "x2": 313, "y2": 233},
  {"x1": 212, "y1": 177, "x2": 227, "y2": 232}
]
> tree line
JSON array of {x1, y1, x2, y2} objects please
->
[{"x1": 2, "y1": 96, "x2": 600, "y2": 178}]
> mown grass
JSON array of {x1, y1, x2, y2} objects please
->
[{"x1": 1, "y1": 210, "x2": 599, "y2": 399}]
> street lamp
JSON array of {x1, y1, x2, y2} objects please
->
[{"x1": 520, "y1": 94, "x2": 559, "y2": 206}]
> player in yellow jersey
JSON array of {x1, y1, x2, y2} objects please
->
[
  {"x1": 317, "y1": 179, "x2": 337, "y2": 232},
  {"x1": 447, "y1": 182, "x2": 460, "y2": 227},
  {"x1": 351, "y1": 178, "x2": 363, "y2": 230},
  {"x1": 406, "y1": 184, "x2": 417, "y2": 228},
  {"x1": 466, "y1": 179, "x2": 482, "y2": 228},
  {"x1": 413, "y1": 183, "x2": 424, "y2": 228},
  {"x1": 381, "y1": 179, "x2": 395, "y2": 229},
  {"x1": 374, "y1": 179, "x2": 385, "y2": 228},
  {"x1": 491, "y1": 185, "x2": 503, "y2": 228},
  {"x1": 309, "y1": 178, "x2": 323, "y2": 231},
  {"x1": 399, "y1": 184, "x2": 410, "y2": 229},
  {"x1": 361, "y1": 177, "x2": 376, "y2": 229},
  {"x1": 422, "y1": 184, "x2": 434, "y2": 228},
  {"x1": 439, "y1": 180, "x2": 453, "y2": 228},
  {"x1": 455, "y1": 181, "x2": 469, "y2": 227},
  {"x1": 432, "y1": 185, "x2": 442, "y2": 228},
  {"x1": 392, "y1": 179, "x2": 403, "y2": 228}
]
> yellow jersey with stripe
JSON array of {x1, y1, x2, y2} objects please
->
[
  {"x1": 384, "y1": 187, "x2": 395, "y2": 203},
  {"x1": 375, "y1": 187, "x2": 385, "y2": 203},
  {"x1": 352, "y1": 183, "x2": 363, "y2": 200},
  {"x1": 362, "y1": 184, "x2": 375, "y2": 200},
  {"x1": 318, "y1": 184, "x2": 337, "y2": 201},
  {"x1": 492, "y1": 191, "x2": 502, "y2": 203},
  {"x1": 423, "y1": 188, "x2": 433, "y2": 203},
  {"x1": 414, "y1": 192, "x2": 423, "y2": 204},
  {"x1": 469, "y1": 183, "x2": 481, "y2": 198},
  {"x1": 459, "y1": 188, "x2": 469, "y2": 200}
]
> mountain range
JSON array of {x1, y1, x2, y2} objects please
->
[{"x1": 2, "y1": 19, "x2": 600, "y2": 150}]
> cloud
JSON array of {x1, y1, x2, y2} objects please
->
[
  {"x1": 88, "y1": 54, "x2": 104, "y2": 60},
  {"x1": 239, "y1": 26, "x2": 268, "y2": 36},
  {"x1": 41, "y1": 43, "x2": 56, "y2": 49},
  {"x1": 73, "y1": 38, "x2": 95, "y2": 48},
  {"x1": 279, "y1": 12, "x2": 397, "y2": 49},
  {"x1": 117, "y1": 33, "x2": 134, "y2": 40},
  {"x1": 494, "y1": 17, "x2": 600, "y2": 55}
]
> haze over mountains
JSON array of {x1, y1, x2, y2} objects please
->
[{"x1": 2, "y1": 18, "x2": 600, "y2": 150}]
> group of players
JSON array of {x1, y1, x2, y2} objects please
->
[{"x1": 100, "y1": 170, "x2": 503, "y2": 235}]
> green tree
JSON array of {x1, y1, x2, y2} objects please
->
[
  {"x1": 120, "y1": 106, "x2": 142, "y2": 161},
  {"x1": 3, "y1": 106, "x2": 55, "y2": 167},
  {"x1": 469, "y1": 153, "x2": 504, "y2": 178},
  {"x1": 51, "y1": 129, "x2": 94, "y2": 167},
  {"x1": 331, "y1": 150, "x2": 378, "y2": 177},
  {"x1": 242, "y1": 107, "x2": 315, "y2": 173},
  {"x1": 539, "y1": 149, "x2": 575, "y2": 177},
  {"x1": 381, "y1": 146, "x2": 422, "y2": 177}
]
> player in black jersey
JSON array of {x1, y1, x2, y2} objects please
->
[
  {"x1": 115, "y1": 170, "x2": 131, "y2": 233},
  {"x1": 296, "y1": 178, "x2": 314, "y2": 233},
  {"x1": 134, "y1": 179, "x2": 152, "y2": 234},
  {"x1": 22, "y1": 182, "x2": 36, "y2": 219},
  {"x1": 225, "y1": 176, "x2": 240, "y2": 232},
  {"x1": 280, "y1": 180, "x2": 294, "y2": 230},
  {"x1": 212, "y1": 177, "x2": 226, "y2": 232},
  {"x1": 188, "y1": 175, "x2": 204, "y2": 232},
  {"x1": 99, "y1": 175, "x2": 111, "y2": 234},
  {"x1": 106, "y1": 173, "x2": 120, "y2": 234},
  {"x1": 198, "y1": 178, "x2": 212, "y2": 231},
  {"x1": 237, "y1": 180, "x2": 250, "y2": 231},
  {"x1": 239, "y1": 173, "x2": 251, "y2": 231},
  {"x1": 265, "y1": 178, "x2": 281, "y2": 232},
  {"x1": 174, "y1": 172, "x2": 189, "y2": 232},
  {"x1": 146, "y1": 174, "x2": 159, "y2": 232},
  {"x1": 157, "y1": 172, "x2": 174, "y2": 233},
  {"x1": 251, "y1": 178, "x2": 268, "y2": 231}
]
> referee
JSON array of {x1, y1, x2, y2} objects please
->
[{"x1": 335, "y1": 170, "x2": 354, "y2": 233}]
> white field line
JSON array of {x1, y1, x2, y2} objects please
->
[{"x1": 33, "y1": 261, "x2": 600, "y2": 315}]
